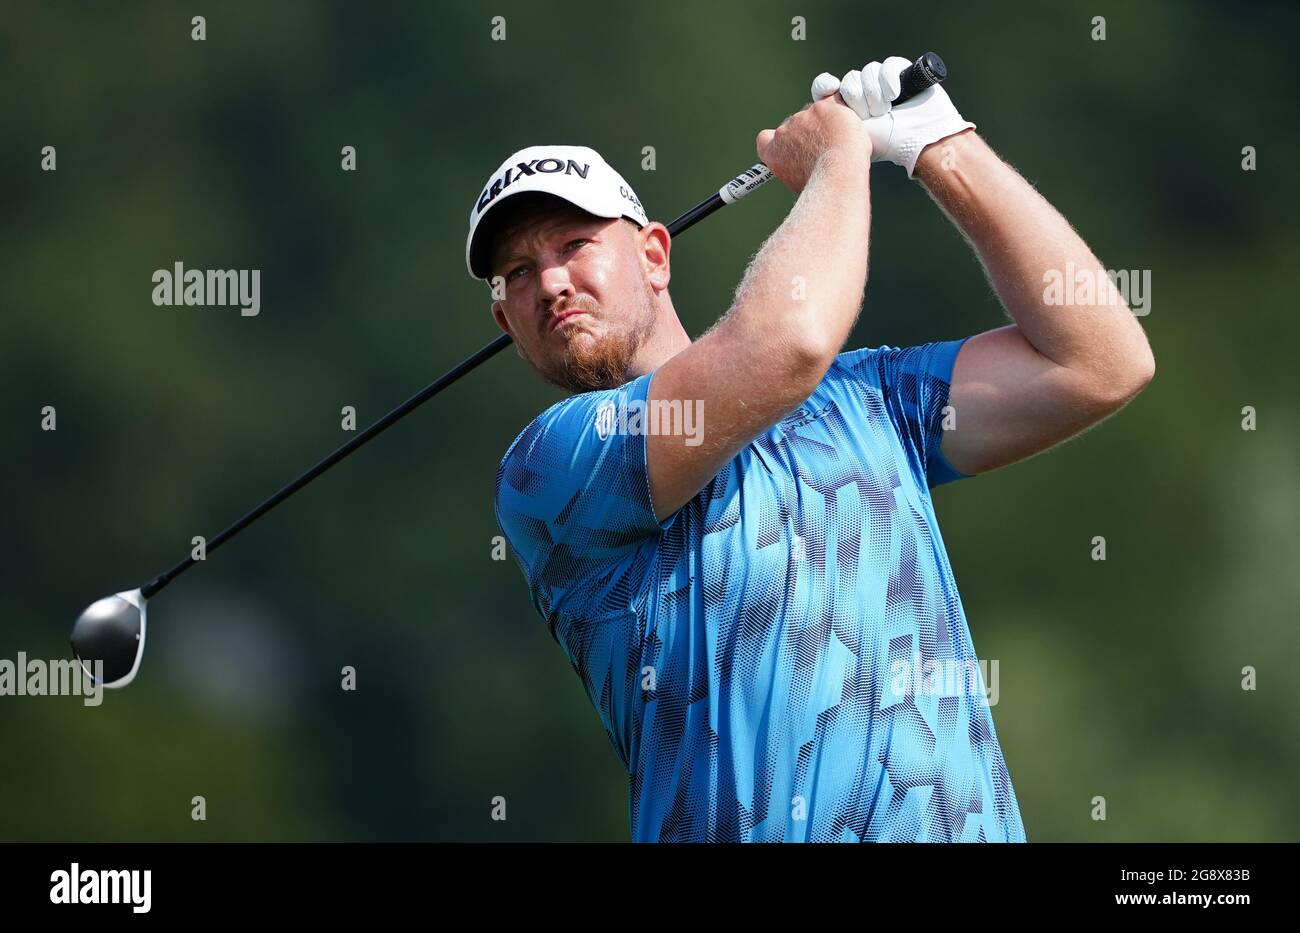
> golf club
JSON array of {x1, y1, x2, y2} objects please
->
[{"x1": 70, "y1": 53, "x2": 949, "y2": 688}]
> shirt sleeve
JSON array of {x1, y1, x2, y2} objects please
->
[
  {"x1": 837, "y1": 337, "x2": 973, "y2": 489},
  {"x1": 493, "y1": 369, "x2": 668, "y2": 624}
]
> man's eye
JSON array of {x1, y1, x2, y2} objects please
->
[{"x1": 504, "y1": 241, "x2": 584, "y2": 283}]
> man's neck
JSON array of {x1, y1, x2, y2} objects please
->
[{"x1": 629, "y1": 304, "x2": 692, "y2": 378}]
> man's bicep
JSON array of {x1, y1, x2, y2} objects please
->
[
  {"x1": 644, "y1": 326, "x2": 827, "y2": 521},
  {"x1": 941, "y1": 324, "x2": 1126, "y2": 477}
]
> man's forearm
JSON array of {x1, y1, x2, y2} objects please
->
[
  {"x1": 725, "y1": 150, "x2": 871, "y2": 364},
  {"x1": 913, "y1": 130, "x2": 1153, "y2": 387}
]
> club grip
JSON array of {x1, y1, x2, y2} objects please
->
[
  {"x1": 713, "y1": 51, "x2": 949, "y2": 208},
  {"x1": 894, "y1": 52, "x2": 947, "y2": 105}
]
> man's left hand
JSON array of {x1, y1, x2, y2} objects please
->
[{"x1": 811, "y1": 56, "x2": 976, "y2": 178}]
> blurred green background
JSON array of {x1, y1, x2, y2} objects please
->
[{"x1": 1, "y1": 1, "x2": 1297, "y2": 841}]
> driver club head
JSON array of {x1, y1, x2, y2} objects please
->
[{"x1": 70, "y1": 588, "x2": 147, "y2": 689}]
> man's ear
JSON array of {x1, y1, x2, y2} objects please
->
[
  {"x1": 638, "y1": 221, "x2": 672, "y2": 292},
  {"x1": 490, "y1": 300, "x2": 512, "y2": 336}
]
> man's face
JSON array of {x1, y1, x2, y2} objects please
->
[{"x1": 489, "y1": 204, "x2": 660, "y2": 394}]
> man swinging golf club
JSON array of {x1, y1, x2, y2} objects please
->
[{"x1": 474, "y1": 54, "x2": 1154, "y2": 843}]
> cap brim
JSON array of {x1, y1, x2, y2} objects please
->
[{"x1": 471, "y1": 191, "x2": 586, "y2": 281}]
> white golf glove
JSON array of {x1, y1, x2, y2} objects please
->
[{"x1": 811, "y1": 56, "x2": 975, "y2": 177}]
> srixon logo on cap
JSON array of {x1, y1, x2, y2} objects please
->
[{"x1": 477, "y1": 157, "x2": 591, "y2": 215}]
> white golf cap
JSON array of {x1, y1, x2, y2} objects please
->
[{"x1": 466, "y1": 144, "x2": 649, "y2": 281}]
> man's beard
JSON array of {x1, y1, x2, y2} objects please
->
[{"x1": 527, "y1": 289, "x2": 657, "y2": 394}]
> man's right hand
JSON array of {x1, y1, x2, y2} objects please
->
[{"x1": 755, "y1": 95, "x2": 872, "y2": 194}]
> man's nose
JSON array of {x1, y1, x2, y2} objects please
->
[{"x1": 538, "y1": 261, "x2": 574, "y2": 305}]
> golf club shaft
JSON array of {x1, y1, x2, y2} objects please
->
[
  {"x1": 137, "y1": 158, "x2": 740, "y2": 600},
  {"x1": 138, "y1": 51, "x2": 948, "y2": 601},
  {"x1": 141, "y1": 335, "x2": 513, "y2": 597}
]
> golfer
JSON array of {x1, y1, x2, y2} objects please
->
[{"x1": 467, "y1": 56, "x2": 1154, "y2": 842}]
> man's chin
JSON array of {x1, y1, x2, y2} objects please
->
[
  {"x1": 527, "y1": 302, "x2": 655, "y2": 394},
  {"x1": 557, "y1": 329, "x2": 598, "y2": 354},
  {"x1": 541, "y1": 339, "x2": 636, "y2": 393}
]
